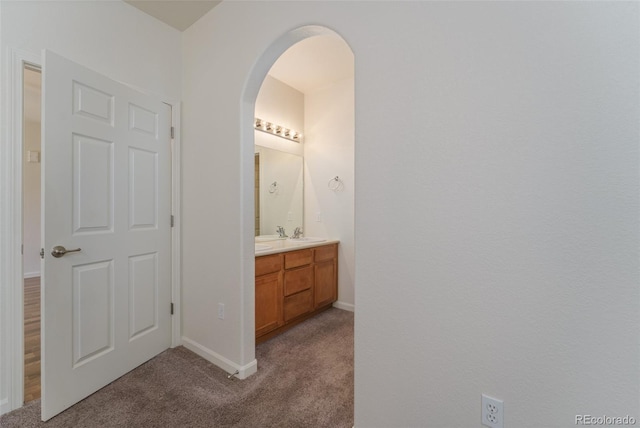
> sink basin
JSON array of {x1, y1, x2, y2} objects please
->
[
  {"x1": 255, "y1": 244, "x2": 272, "y2": 252},
  {"x1": 288, "y1": 237, "x2": 326, "y2": 243},
  {"x1": 255, "y1": 235, "x2": 285, "y2": 242}
]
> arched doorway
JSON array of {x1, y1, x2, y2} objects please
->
[{"x1": 240, "y1": 25, "x2": 355, "y2": 360}]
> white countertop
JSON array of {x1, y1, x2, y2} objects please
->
[{"x1": 254, "y1": 238, "x2": 339, "y2": 256}]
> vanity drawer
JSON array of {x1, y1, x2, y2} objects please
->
[
  {"x1": 255, "y1": 254, "x2": 282, "y2": 276},
  {"x1": 284, "y1": 266, "x2": 313, "y2": 296},
  {"x1": 284, "y1": 249, "x2": 312, "y2": 269},
  {"x1": 314, "y1": 244, "x2": 336, "y2": 262},
  {"x1": 283, "y1": 289, "x2": 313, "y2": 322}
]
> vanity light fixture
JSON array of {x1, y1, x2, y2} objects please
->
[{"x1": 254, "y1": 117, "x2": 302, "y2": 143}]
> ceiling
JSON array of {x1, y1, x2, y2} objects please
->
[
  {"x1": 268, "y1": 35, "x2": 354, "y2": 95},
  {"x1": 124, "y1": 0, "x2": 220, "y2": 31}
]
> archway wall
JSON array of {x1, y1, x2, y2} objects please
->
[{"x1": 181, "y1": 2, "x2": 639, "y2": 426}]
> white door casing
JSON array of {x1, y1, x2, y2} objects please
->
[{"x1": 41, "y1": 51, "x2": 172, "y2": 420}]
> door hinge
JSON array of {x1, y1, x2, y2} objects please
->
[
  {"x1": 21, "y1": 244, "x2": 24, "y2": 255},
  {"x1": 170, "y1": 215, "x2": 174, "y2": 227},
  {"x1": 170, "y1": 303, "x2": 174, "y2": 315},
  {"x1": 170, "y1": 126, "x2": 175, "y2": 139},
  {"x1": 40, "y1": 248, "x2": 44, "y2": 259}
]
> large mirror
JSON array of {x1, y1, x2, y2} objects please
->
[{"x1": 254, "y1": 145, "x2": 303, "y2": 239}]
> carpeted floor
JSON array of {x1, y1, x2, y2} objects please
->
[{"x1": 0, "y1": 308, "x2": 354, "y2": 428}]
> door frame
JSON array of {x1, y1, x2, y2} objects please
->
[{"x1": 0, "y1": 48, "x2": 182, "y2": 414}]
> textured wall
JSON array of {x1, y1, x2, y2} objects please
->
[
  {"x1": 181, "y1": 2, "x2": 639, "y2": 426},
  {"x1": 304, "y1": 77, "x2": 355, "y2": 309}
]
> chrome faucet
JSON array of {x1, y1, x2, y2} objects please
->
[
  {"x1": 291, "y1": 227, "x2": 303, "y2": 239},
  {"x1": 276, "y1": 226, "x2": 287, "y2": 238}
]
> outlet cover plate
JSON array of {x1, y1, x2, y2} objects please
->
[{"x1": 482, "y1": 394, "x2": 504, "y2": 428}]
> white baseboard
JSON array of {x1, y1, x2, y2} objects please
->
[
  {"x1": 23, "y1": 271, "x2": 40, "y2": 279},
  {"x1": 333, "y1": 301, "x2": 355, "y2": 312},
  {"x1": 181, "y1": 336, "x2": 257, "y2": 379}
]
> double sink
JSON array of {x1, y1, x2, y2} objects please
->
[{"x1": 255, "y1": 237, "x2": 327, "y2": 253}]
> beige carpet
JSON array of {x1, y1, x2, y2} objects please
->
[{"x1": 0, "y1": 308, "x2": 354, "y2": 428}]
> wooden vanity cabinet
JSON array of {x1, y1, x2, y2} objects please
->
[
  {"x1": 314, "y1": 245, "x2": 337, "y2": 309},
  {"x1": 255, "y1": 254, "x2": 283, "y2": 337},
  {"x1": 255, "y1": 243, "x2": 338, "y2": 343}
]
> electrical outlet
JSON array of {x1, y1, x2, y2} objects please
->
[
  {"x1": 481, "y1": 394, "x2": 503, "y2": 428},
  {"x1": 218, "y1": 303, "x2": 225, "y2": 320}
]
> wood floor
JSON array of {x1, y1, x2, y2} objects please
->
[{"x1": 24, "y1": 277, "x2": 41, "y2": 403}]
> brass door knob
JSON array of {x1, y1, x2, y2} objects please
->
[{"x1": 51, "y1": 246, "x2": 81, "y2": 258}]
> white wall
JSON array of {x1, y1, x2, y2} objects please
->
[
  {"x1": 1, "y1": 1, "x2": 181, "y2": 100},
  {"x1": 23, "y1": 117, "x2": 41, "y2": 278},
  {"x1": 183, "y1": 2, "x2": 639, "y2": 427},
  {"x1": 304, "y1": 77, "x2": 355, "y2": 309},
  {"x1": 255, "y1": 75, "x2": 304, "y2": 157},
  {"x1": 0, "y1": 0, "x2": 181, "y2": 414}
]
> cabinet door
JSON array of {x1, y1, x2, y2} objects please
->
[
  {"x1": 314, "y1": 259, "x2": 337, "y2": 309},
  {"x1": 255, "y1": 272, "x2": 283, "y2": 337}
]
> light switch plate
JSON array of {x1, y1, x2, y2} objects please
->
[{"x1": 27, "y1": 150, "x2": 40, "y2": 163}]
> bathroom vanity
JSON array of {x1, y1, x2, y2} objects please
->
[{"x1": 255, "y1": 240, "x2": 338, "y2": 343}]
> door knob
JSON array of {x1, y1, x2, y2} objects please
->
[{"x1": 51, "y1": 245, "x2": 81, "y2": 258}]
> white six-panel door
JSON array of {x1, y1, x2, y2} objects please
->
[{"x1": 41, "y1": 51, "x2": 172, "y2": 421}]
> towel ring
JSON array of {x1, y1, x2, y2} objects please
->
[{"x1": 328, "y1": 176, "x2": 344, "y2": 192}]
